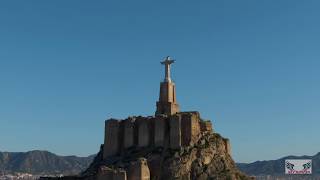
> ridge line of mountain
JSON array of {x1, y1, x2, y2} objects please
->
[
  {"x1": 0, "y1": 150, "x2": 95, "y2": 175},
  {"x1": 237, "y1": 152, "x2": 320, "y2": 176},
  {"x1": 0, "y1": 150, "x2": 94, "y2": 158},
  {"x1": 2, "y1": 149, "x2": 319, "y2": 176}
]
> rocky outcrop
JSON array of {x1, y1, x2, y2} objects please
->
[
  {"x1": 40, "y1": 58, "x2": 251, "y2": 180},
  {"x1": 82, "y1": 132, "x2": 252, "y2": 180},
  {"x1": 39, "y1": 111, "x2": 251, "y2": 180},
  {"x1": 161, "y1": 133, "x2": 249, "y2": 180}
]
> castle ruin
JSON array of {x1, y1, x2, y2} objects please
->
[{"x1": 99, "y1": 57, "x2": 230, "y2": 180}]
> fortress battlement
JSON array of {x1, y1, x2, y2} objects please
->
[
  {"x1": 89, "y1": 57, "x2": 243, "y2": 180},
  {"x1": 103, "y1": 111, "x2": 214, "y2": 159}
]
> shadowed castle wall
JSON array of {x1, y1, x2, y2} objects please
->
[
  {"x1": 137, "y1": 118, "x2": 150, "y2": 147},
  {"x1": 154, "y1": 116, "x2": 166, "y2": 147},
  {"x1": 103, "y1": 112, "x2": 213, "y2": 159},
  {"x1": 97, "y1": 166, "x2": 127, "y2": 180},
  {"x1": 103, "y1": 119, "x2": 120, "y2": 159},
  {"x1": 181, "y1": 112, "x2": 201, "y2": 146},
  {"x1": 123, "y1": 118, "x2": 135, "y2": 149},
  {"x1": 128, "y1": 158, "x2": 150, "y2": 180},
  {"x1": 169, "y1": 114, "x2": 181, "y2": 149}
]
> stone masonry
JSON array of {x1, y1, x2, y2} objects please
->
[
  {"x1": 154, "y1": 116, "x2": 166, "y2": 147},
  {"x1": 137, "y1": 118, "x2": 150, "y2": 147},
  {"x1": 103, "y1": 111, "x2": 212, "y2": 158},
  {"x1": 103, "y1": 119, "x2": 120, "y2": 159},
  {"x1": 155, "y1": 56, "x2": 180, "y2": 116},
  {"x1": 98, "y1": 57, "x2": 235, "y2": 180},
  {"x1": 123, "y1": 118, "x2": 135, "y2": 149},
  {"x1": 169, "y1": 114, "x2": 182, "y2": 149},
  {"x1": 128, "y1": 158, "x2": 150, "y2": 180},
  {"x1": 97, "y1": 167, "x2": 127, "y2": 180}
]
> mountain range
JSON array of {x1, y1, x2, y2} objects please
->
[
  {"x1": 1, "y1": 150, "x2": 319, "y2": 177},
  {"x1": 0, "y1": 150, "x2": 95, "y2": 175},
  {"x1": 237, "y1": 152, "x2": 320, "y2": 176}
]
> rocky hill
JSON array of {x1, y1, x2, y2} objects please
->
[
  {"x1": 0, "y1": 150, "x2": 94, "y2": 175},
  {"x1": 41, "y1": 61, "x2": 251, "y2": 180},
  {"x1": 78, "y1": 112, "x2": 253, "y2": 180},
  {"x1": 237, "y1": 152, "x2": 320, "y2": 176},
  {"x1": 82, "y1": 133, "x2": 252, "y2": 180}
]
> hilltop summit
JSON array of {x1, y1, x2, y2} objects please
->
[{"x1": 47, "y1": 57, "x2": 252, "y2": 180}]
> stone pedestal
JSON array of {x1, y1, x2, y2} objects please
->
[{"x1": 155, "y1": 82, "x2": 179, "y2": 116}]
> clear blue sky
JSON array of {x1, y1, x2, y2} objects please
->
[{"x1": 0, "y1": 0, "x2": 319, "y2": 163}]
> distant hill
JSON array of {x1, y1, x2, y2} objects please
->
[
  {"x1": 237, "y1": 152, "x2": 320, "y2": 176},
  {"x1": 0, "y1": 150, "x2": 95, "y2": 175}
]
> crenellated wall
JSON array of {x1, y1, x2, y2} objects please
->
[
  {"x1": 96, "y1": 158, "x2": 150, "y2": 180},
  {"x1": 103, "y1": 112, "x2": 213, "y2": 159}
]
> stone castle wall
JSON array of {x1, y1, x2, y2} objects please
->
[
  {"x1": 103, "y1": 119, "x2": 120, "y2": 158},
  {"x1": 97, "y1": 167, "x2": 127, "y2": 180},
  {"x1": 103, "y1": 112, "x2": 213, "y2": 159},
  {"x1": 89, "y1": 112, "x2": 239, "y2": 180},
  {"x1": 128, "y1": 158, "x2": 150, "y2": 180},
  {"x1": 96, "y1": 158, "x2": 150, "y2": 180}
]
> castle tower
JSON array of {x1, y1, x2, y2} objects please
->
[{"x1": 155, "y1": 56, "x2": 180, "y2": 116}]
